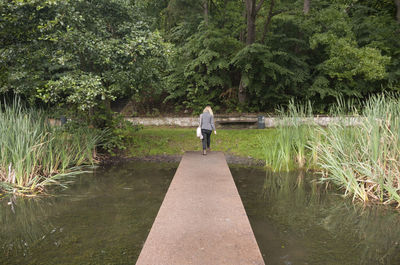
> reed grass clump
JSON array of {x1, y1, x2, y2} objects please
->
[
  {"x1": 261, "y1": 94, "x2": 400, "y2": 206},
  {"x1": 0, "y1": 100, "x2": 101, "y2": 195},
  {"x1": 315, "y1": 94, "x2": 400, "y2": 206},
  {"x1": 261, "y1": 100, "x2": 315, "y2": 172}
]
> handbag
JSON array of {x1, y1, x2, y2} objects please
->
[{"x1": 196, "y1": 127, "x2": 203, "y2": 139}]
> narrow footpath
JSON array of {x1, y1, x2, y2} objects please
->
[{"x1": 136, "y1": 151, "x2": 265, "y2": 265}]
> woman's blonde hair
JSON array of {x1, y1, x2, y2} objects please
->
[{"x1": 203, "y1": 105, "x2": 213, "y2": 116}]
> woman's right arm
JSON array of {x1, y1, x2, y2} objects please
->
[
  {"x1": 199, "y1": 114, "x2": 202, "y2": 128},
  {"x1": 211, "y1": 115, "x2": 216, "y2": 134}
]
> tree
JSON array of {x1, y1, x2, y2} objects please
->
[
  {"x1": 1, "y1": 0, "x2": 170, "y2": 114},
  {"x1": 304, "y1": 0, "x2": 310, "y2": 14},
  {"x1": 307, "y1": 4, "x2": 390, "y2": 99},
  {"x1": 261, "y1": 0, "x2": 275, "y2": 43},
  {"x1": 204, "y1": 0, "x2": 209, "y2": 24},
  {"x1": 165, "y1": 24, "x2": 242, "y2": 112},
  {"x1": 395, "y1": 0, "x2": 400, "y2": 23},
  {"x1": 238, "y1": 0, "x2": 265, "y2": 104},
  {"x1": 245, "y1": 0, "x2": 265, "y2": 44},
  {"x1": 4, "y1": 0, "x2": 398, "y2": 114}
]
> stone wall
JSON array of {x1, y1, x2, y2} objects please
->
[{"x1": 126, "y1": 116, "x2": 362, "y2": 128}]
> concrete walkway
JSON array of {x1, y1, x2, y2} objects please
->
[{"x1": 136, "y1": 151, "x2": 265, "y2": 265}]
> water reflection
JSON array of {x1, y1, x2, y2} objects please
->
[
  {"x1": 231, "y1": 166, "x2": 400, "y2": 265},
  {"x1": 0, "y1": 161, "x2": 177, "y2": 264},
  {"x1": 1, "y1": 196, "x2": 56, "y2": 255},
  {"x1": 2, "y1": 162, "x2": 400, "y2": 265}
]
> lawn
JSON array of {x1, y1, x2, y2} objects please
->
[{"x1": 128, "y1": 127, "x2": 276, "y2": 161}]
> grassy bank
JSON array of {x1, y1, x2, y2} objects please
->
[
  {"x1": 128, "y1": 127, "x2": 274, "y2": 161},
  {"x1": 0, "y1": 101, "x2": 102, "y2": 195}
]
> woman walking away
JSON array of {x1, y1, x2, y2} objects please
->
[{"x1": 199, "y1": 106, "x2": 217, "y2": 155}]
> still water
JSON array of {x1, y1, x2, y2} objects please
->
[
  {"x1": 230, "y1": 165, "x2": 400, "y2": 265},
  {"x1": 0, "y1": 162, "x2": 177, "y2": 264},
  {"x1": 1, "y1": 161, "x2": 400, "y2": 264}
]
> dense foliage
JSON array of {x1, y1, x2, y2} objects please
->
[
  {"x1": 1, "y1": 0, "x2": 170, "y2": 112},
  {"x1": 160, "y1": 0, "x2": 399, "y2": 112},
  {"x1": 1, "y1": 0, "x2": 399, "y2": 113}
]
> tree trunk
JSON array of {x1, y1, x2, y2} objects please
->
[
  {"x1": 238, "y1": 79, "x2": 247, "y2": 103},
  {"x1": 261, "y1": 0, "x2": 275, "y2": 44},
  {"x1": 244, "y1": 0, "x2": 264, "y2": 44},
  {"x1": 245, "y1": 0, "x2": 256, "y2": 44},
  {"x1": 238, "y1": 0, "x2": 264, "y2": 104},
  {"x1": 239, "y1": 0, "x2": 246, "y2": 43},
  {"x1": 204, "y1": 0, "x2": 209, "y2": 24},
  {"x1": 303, "y1": 0, "x2": 310, "y2": 14},
  {"x1": 395, "y1": 0, "x2": 400, "y2": 23}
]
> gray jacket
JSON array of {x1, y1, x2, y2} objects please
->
[{"x1": 200, "y1": 112, "x2": 215, "y2": 131}]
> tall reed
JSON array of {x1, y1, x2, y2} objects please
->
[
  {"x1": 314, "y1": 94, "x2": 400, "y2": 206},
  {"x1": 261, "y1": 100, "x2": 314, "y2": 171},
  {"x1": 0, "y1": 100, "x2": 101, "y2": 194},
  {"x1": 261, "y1": 94, "x2": 400, "y2": 206}
]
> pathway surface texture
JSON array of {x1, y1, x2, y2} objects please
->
[{"x1": 136, "y1": 151, "x2": 265, "y2": 265}]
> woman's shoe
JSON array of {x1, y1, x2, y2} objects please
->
[{"x1": 203, "y1": 150, "x2": 207, "y2": 155}]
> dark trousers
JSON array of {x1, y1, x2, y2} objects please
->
[{"x1": 201, "y1": 129, "x2": 212, "y2": 150}]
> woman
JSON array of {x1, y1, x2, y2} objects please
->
[{"x1": 199, "y1": 106, "x2": 217, "y2": 155}]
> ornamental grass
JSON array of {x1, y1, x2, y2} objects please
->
[
  {"x1": 262, "y1": 94, "x2": 400, "y2": 206},
  {"x1": 0, "y1": 100, "x2": 101, "y2": 195}
]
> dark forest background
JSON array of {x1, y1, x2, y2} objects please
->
[{"x1": 1, "y1": 0, "x2": 399, "y2": 115}]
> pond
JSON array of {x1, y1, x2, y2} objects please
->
[
  {"x1": 0, "y1": 162, "x2": 177, "y2": 265},
  {"x1": 1, "y1": 161, "x2": 400, "y2": 264},
  {"x1": 230, "y1": 165, "x2": 400, "y2": 265}
]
